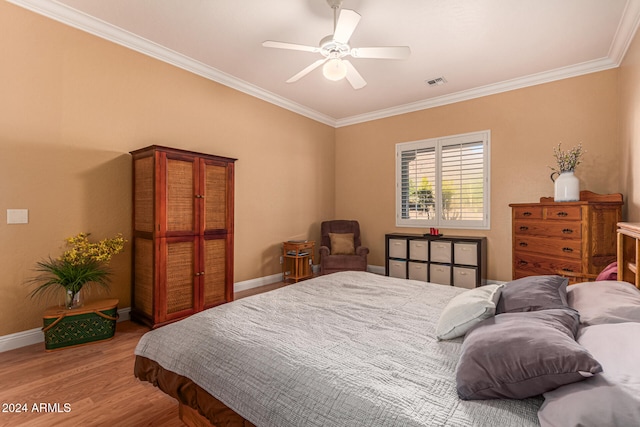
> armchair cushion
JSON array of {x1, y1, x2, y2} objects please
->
[{"x1": 329, "y1": 233, "x2": 355, "y2": 255}]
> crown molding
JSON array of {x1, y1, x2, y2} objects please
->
[
  {"x1": 335, "y1": 57, "x2": 619, "y2": 127},
  {"x1": 9, "y1": 0, "x2": 640, "y2": 129},
  {"x1": 609, "y1": 0, "x2": 640, "y2": 64}
]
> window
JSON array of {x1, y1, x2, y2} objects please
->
[{"x1": 396, "y1": 130, "x2": 490, "y2": 229}]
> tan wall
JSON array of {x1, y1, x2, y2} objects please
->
[
  {"x1": 0, "y1": 2, "x2": 335, "y2": 336},
  {"x1": 619, "y1": 27, "x2": 640, "y2": 221},
  {"x1": 335, "y1": 70, "x2": 620, "y2": 282}
]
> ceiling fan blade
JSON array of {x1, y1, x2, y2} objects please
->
[
  {"x1": 286, "y1": 58, "x2": 328, "y2": 83},
  {"x1": 333, "y1": 9, "x2": 361, "y2": 44},
  {"x1": 350, "y1": 46, "x2": 411, "y2": 60},
  {"x1": 343, "y1": 60, "x2": 366, "y2": 90},
  {"x1": 262, "y1": 40, "x2": 320, "y2": 53}
]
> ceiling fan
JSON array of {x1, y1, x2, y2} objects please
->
[{"x1": 262, "y1": 0, "x2": 410, "y2": 90}]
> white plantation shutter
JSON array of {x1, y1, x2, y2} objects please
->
[
  {"x1": 396, "y1": 131, "x2": 490, "y2": 229},
  {"x1": 400, "y1": 144, "x2": 436, "y2": 221}
]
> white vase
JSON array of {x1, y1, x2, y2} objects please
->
[{"x1": 552, "y1": 171, "x2": 580, "y2": 202}]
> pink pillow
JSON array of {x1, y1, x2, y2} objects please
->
[{"x1": 595, "y1": 262, "x2": 617, "y2": 281}]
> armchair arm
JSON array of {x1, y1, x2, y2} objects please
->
[
  {"x1": 356, "y1": 246, "x2": 369, "y2": 257},
  {"x1": 319, "y1": 246, "x2": 331, "y2": 258}
]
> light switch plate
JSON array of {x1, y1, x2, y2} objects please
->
[{"x1": 7, "y1": 209, "x2": 28, "y2": 224}]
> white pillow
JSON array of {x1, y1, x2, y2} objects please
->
[{"x1": 436, "y1": 284, "x2": 503, "y2": 340}]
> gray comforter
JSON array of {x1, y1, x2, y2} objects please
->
[{"x1": 135, "y1": 271, "x2": 542, "y2": 426}]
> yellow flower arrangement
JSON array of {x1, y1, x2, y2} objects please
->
[
  {"x1": 59, "y1": 233, "x2": 126, "y2": 265},
  {"x1": 29, "y1": 233, "x2": 126, "y2": 309}
]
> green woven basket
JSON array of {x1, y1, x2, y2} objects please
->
[{"x1": 42, "y1": 299, "x2": 118, "y2": 351}]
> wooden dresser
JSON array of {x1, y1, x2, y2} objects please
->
[{"x1": 510, "y1": 191, "x2": 622, "y2": 283}]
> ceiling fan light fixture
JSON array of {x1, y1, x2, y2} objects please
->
[{"x1": 322, "y1": 58, "x2": 347, "y2": 81}]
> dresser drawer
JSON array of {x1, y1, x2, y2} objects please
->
[
  {"x1": 513, "y1": 220, "x2": 582, "y2": 239},
  {"x1": 513, "y1": 206, "x2": 543, "y2": 219},
  {"x1": 430, "y1": 264, "x2": 451, "y2": 285},
  {"x1": 388, "y1": 239, "x2": 407, "y2": 259},
  {"x1": 408, "y1": 261, "x2": 428, "y2": 281},
  {"x1": 454, "y1": 242, "x2": 478, "y2": 266},
  {"x1": 544, "y1": 206, "x2": 581, "y2": 221},
  {"x1": 430, "y1": 241, "x2": 452, "y2": 263},
  {"x1": 453, "y1": 266, "x2": 477, "y2": 289},
  {"x1": 514, "y1": 236, "x2": 582, "y2": 259},
  {"x1": 514, "y1": 252, "x2": 582, "y2": 276},
  {"x1": 409, "y1": 240, "x2": 429, "y2": 261},
  {"x1": 389, "y1": 260, "x2": 407, "y2": 278}
]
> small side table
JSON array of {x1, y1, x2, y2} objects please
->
[{"x1": 283, "y1": 241, "x2": 315, "y2": 283}]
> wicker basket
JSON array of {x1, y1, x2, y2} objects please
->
[{"x1": 42, "y1": 299, "x2": 119, "y2": 351}]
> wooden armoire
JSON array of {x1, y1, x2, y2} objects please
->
[{"x1": 130, "y1": 146, "x2": 235, "y2": 328}]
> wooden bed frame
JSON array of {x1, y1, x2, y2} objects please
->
[
  {"x1": 179, "y1": 403, "x2": 252, "y2": 427},
  {"x1": 134, "y1": 355, "x2": 253, "y2": 426}
]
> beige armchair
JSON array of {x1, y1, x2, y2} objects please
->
[{"x1": 319, "y1": 220, "x2": 369, "y2": 275}]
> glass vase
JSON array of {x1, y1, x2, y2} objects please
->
[{"x1": 65, "y1": 289, "x2": 83, "y2": 309}]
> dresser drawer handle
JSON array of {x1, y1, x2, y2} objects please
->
[
  {"x1": 523, "y1": 211, "x2": 532, "y2": 216},
  {"x1": 519, "y1": 226, "x2": 529, "y2": 231},
  {"x1": 518, "y1": 260, "x2": 528, "y2": 266},
  {"x1": 562, "y1": 247, "x2": 573, "y2": 253},
  {"x1": 519, "y1": 242, "x2": 528, "y2": 247},
  {"x1": 561, "y1": 268, "x2": 574, "y2": 272},
  {"x1": 562, "y1": 228, "x2": 574, "y2": 234},
  {"x1": 556, "y1": 211, "x2": 569, "y2": 217}
]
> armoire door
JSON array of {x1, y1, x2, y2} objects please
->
[
  {"x1": 160, "y1": 236, "x2": 198, "y2": 322},
  {"x1": 163, "y1": 152, "x2": 198, "y2": 236}
]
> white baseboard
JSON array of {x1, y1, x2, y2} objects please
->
[
  {"x1": 367, "y1": 265, "x2": 385, "y2": 275},
  {"x1": 233, "y1": 272, "x2": 284, "y2": 293},
  {"x1": 0, "y1": 306, "x2": 130, "y2": 353}
]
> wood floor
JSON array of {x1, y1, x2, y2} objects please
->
[{"x1": 0, "y1": 282, "x2": 289, "y2": 427}]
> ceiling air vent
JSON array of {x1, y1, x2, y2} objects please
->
[{"x1": 425, "y1": 77, "x2": 447, "y2": 87}]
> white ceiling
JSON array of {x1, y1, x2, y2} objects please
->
[{"x1": 10, "y1": 0, "x2": 640, "y2": 127}]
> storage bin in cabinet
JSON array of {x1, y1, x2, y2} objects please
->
[
  {"x1": 389, "y1": 260, "x2": 407, "y2": 279},
  {"x1": 454, "y1": 242, "x2": 478, "y2": 266},
  {"x1": 409, "y1": 240, "x2": 429, "y2": 261},
  {"x1": 408, "y1": 262, "x2": 428, "y2": 281},
  {"x1": 388, "y1": 239, "x2": 407, "y2": 259},
  {"x1": 430, "y1": 241, "x2": 452, "y2": 263},
  {"x1": 453, "y1": 267, "x2": 477, "y2": 289},
  {"x1": 430, "y1": 264, "x2": 451, "y2": 285}
]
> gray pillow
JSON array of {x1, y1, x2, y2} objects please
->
[
  {"x1": 456, "y1": 308, "x2": 602, "y2": 400},
  {"x1": 496, "y1": 275, "x2": 568, "y2": 314},
  {"x1": 567, "y1": 280, "x2": 640, "y2": 325},
  {"x1": 539, "y1": 323, "x2": 640, "y2": 427}
]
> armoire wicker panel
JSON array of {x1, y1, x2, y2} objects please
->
[
  {"x1": 167, "y1": 158, "x2": 195, "y2": 233},
  {"x1": 204, "y1": 238, "x2": 226, "y2": 307},
  {"x1": 204, "y1": 163, "x2": 227, "y2": 231},
  {"x1": 134, "y1": 157, "x2": 154, "y2": 233}
]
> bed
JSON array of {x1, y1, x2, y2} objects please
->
[{"x1": 134, "y1": 270, "x2": 640, "y2": 427}]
